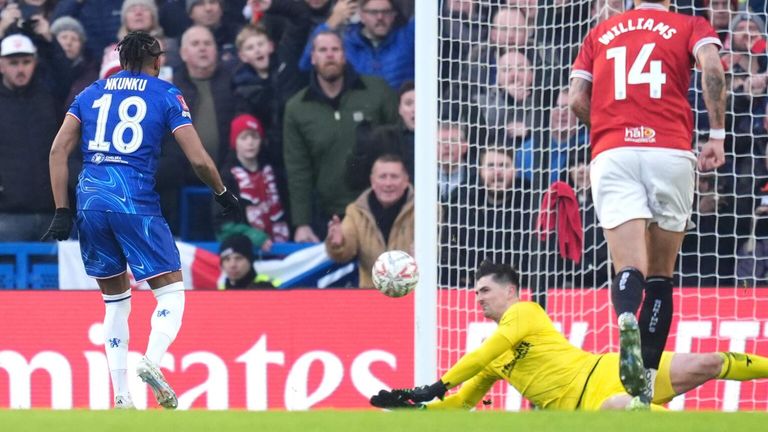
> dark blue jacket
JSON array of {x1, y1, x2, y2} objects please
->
[
  {"x1": 299, "y1": 20, "x2": 414, "y2": 89},
  {"x1": 52, "y1": 0, "x2": 123, "y2": 58}
]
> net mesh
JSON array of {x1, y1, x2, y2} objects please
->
[{"x1": 434, "y1": 0, "x2": 768, "y2": 411}]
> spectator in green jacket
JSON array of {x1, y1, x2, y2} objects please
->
[{"x1": 283, "y1": 29, "x2": 398, "y2": 242}]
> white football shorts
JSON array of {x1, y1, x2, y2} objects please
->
[{"x1": 590, "y1": 147, "x2": 696, "y2": 232}]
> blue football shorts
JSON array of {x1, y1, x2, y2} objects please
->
[{"x1": 76, "y1": 210, "x2": 181, "y2": 282}]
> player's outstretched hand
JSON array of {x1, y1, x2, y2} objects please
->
[
  {"x1": 697, "y1": 139, "x2": 725, "y2": 172},
  {"x1": 370, "y1": 389, "x2": 423, "y2": 409},
  {"x1": 214, "y1": 188, "x2": 242, "y2": 221},
  {"x1": 410, "y1": 381, "x2": 448, "y2": 403},
  {"x1": 41, "y1": 208, "x2": 74, "y2": 241}
]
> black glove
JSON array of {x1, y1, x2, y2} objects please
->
[
  {"x1": 370, "y1": 389, "x2": 423, "y2": 409},
  {"x1": 410, "y1": 381, "x2": 448, "y2": 403},
  {"x1": 214, "y1": 188, "x2": 242, "y2": 221},
  {"x1": 41, "y1": 208, "x2": 74, "y2": 241}
]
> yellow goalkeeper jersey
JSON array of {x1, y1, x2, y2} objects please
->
[{"x1": 434, "y1": 301, "x2": 601, "y2": 410}]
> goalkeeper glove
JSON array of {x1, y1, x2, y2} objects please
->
[
  {"x1": 370, "y1": 389, "x2": 424, "y2": 409},
  {"x1": 41, "y1": 208, "x2": 74, "y2": 241},
  {"x1": 214, "y1": 188, "x2": 242, "y2": 221},
  {"x1": 411, "y1": 381, "x2": 448, "y2": 403}
]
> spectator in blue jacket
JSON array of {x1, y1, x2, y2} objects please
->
[{"x1": 299, "y1": 0, "x2": 414, "y2": 89}]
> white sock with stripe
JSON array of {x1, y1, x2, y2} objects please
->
[
  {"x1": 145, "y1": 281, "x2": 185, "y2": 365},
  {"x1": 103, "y1": 291, "x2": 131, "y2": 397}
]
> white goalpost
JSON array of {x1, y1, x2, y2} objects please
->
[
  {"x1": 416, "y1": 0, "x2": 768, "y2": 411},
  {"x1": 414, "y1": 0, "x2": 440, "y2": 387}
]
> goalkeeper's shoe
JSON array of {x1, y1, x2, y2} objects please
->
[
  {"x1": 137, "y1": 357, "x2": 178, "y2": 409},
  {"x1": 618, "y1": 312, "x2": 647, "y2": 397},
  {"x1": 114, "y1": 394, "x2": 135, "y2": 409}
]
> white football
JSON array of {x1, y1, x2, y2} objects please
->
[{"x1": 372, "y1": 250, "x2": 419, "y2": 297}]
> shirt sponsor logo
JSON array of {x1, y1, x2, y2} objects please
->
[
  {"x1": 91, "y1": 153, "x2": 127, "y2": 164},
  {"x1": 625, "y1": 126, "x2": 656, "y2": 143}
]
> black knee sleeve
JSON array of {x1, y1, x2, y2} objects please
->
[
  {"x1": 611, "y1": 267, "x2": 645, "y2": 317},
  {"x1": 639, "y1": 276, "x2": 674, "y2": 370}
]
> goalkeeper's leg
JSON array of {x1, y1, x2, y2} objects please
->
[{"x1": 656, "y1": 352, "x2": 768, "y2": 404}]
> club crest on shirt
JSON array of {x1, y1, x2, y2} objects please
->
[{"x1": 624, "y1": 126, "x2": 656, "y2": 144}]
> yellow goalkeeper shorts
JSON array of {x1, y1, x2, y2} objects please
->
[{"x1": 578, "y1": 352, "x2": 675, "y2": 410}]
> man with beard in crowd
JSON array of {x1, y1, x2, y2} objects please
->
[{"x1": 283, "y1": 29, "x2": 397, "y2": 242}]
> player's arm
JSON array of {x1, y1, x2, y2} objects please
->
[
  {"x1": 173, "y1": 125, "x2": 241, "y2": 216},
  {"x1": 42, "y1": 115, "x2": 81, "y2": 241},
  {"x1": 410, "y1": 330, "x2": 515, "y2": 402},
  {"x1": 425, "y1": 368, "x2": 499, "y2": 410},
  {"x1": 174, "y1": 125, "x2": 225, "y2": 193},
  {"x1": 696, "y1": 43, "x2": 726, "y2": 171},
  {"x1": 48, "y1": 115, "x2": 81, "y2": 209},
  {"x1": 568, "y1": 77, "x2": 592, "y2": 128}
]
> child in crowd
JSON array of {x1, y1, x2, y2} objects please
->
[
  {"x1": 231, "y1": 24, "x2": 301, "y2": 216},
  {"x1": 216, "y1": 114, "x2": 290, "y2": 250},
  {"x1": 231, "y1": 24, "x2": 280, "y2": 143}
]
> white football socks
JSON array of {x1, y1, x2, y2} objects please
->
[
  {"x1": 145, "y1": 282, "x2": 185, "y2": 365},
  {"x1": 102, "y1": 291, "x2": 132, "y2": 397}
]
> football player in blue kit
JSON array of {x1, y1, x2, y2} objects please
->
[{"x1": 43, "y1": 31, "x2": 240, "y2": 409}]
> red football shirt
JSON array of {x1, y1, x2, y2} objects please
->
[{"x1": 571, "y1": 3, "x2": 721, "y2": 159}]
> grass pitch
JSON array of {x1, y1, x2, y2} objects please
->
[{"x1": 1, "y1": 409, "x2": 766, "y2": 432}]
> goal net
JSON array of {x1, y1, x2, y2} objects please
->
[{"x1": 429, "y1": 0, "x2": 768, "y2": 411}]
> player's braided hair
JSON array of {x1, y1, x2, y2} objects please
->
[{"x1": 116, "y1": 31, "x2": 163, "y2": 73}]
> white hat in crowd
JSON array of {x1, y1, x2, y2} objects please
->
[{"x1": 0, "y1": 34, "x2": 37, "y2": 57}]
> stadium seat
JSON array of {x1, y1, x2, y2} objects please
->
[
  {"x1": 29, "y1": 263, "x2": 59, "y2": 290},
  {"x1": 0, "y1": 263, "x2": 15, "y2": 289}
]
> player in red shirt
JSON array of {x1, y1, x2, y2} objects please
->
[{"x1": 569, "y1": 0, "x2": 726, "y2": 407}]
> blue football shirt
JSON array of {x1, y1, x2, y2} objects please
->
[{"x1": 68, "y1": 70, "x2": 192, "y2": 215}]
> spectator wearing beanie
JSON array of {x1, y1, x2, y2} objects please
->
[
  {"x1": 50, "y1": 15, "x2": 99, "y2": 107},
  {"x1": 214, "y1": 114, "x2": 290, "y2": 249},
  {"x1": 218, "y1": 234, "x2": 278, "y2": 289},
  {"x1": 118, "y1": 0, "x2": 162, "y2": 39},
  {"x1": 51, "y1": 16, "x2": 87, "y2": 61},
  {"x1": 51, "y1": 0, "x2": 123, "y2": 58},
  {"x1": 115, "y1": 0, "x2": 182, "y2": 71}
]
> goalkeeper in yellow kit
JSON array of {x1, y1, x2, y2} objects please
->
[{"x1": 371, "y1": 261, "x2": 768, "y2": 410}]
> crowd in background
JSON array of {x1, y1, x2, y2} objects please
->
[{"x1": 3, "y1": 0, "x2": 768, "y2": 289}]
